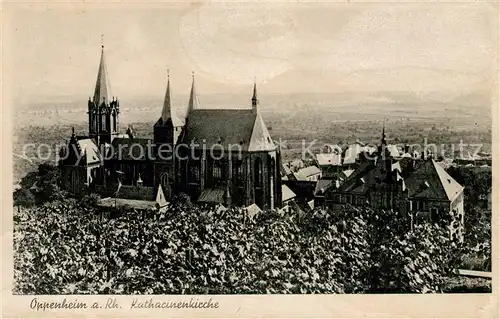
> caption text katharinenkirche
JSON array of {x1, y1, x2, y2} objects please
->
[{"x1": 30, "y1": 297, "x2": 220, "y2": 311}]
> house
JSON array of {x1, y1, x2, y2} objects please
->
[
  {"x1": 323, "y1": 127, "x2": 465, "y2": 242},
  {"x1": 295, "y1": 166, "x2": 322, "y2": 182},
  {"x1": 342, "y1": 143, "x2": 377, "y2": 169},
  {"x1": 315, "y1": 153, "x2": 342, "y2": 176}
]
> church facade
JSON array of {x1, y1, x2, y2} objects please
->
[{"x1": 59, "y1": 45, "x2": 282, "y2": 209}]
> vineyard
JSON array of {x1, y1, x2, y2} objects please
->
[{"x1": 13, "y1": 197, "x2": 463, "y2": 294}]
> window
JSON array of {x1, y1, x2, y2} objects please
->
[
  {"x1": 232, "y1": 160, "x2": 244, "y2": 184},
  {"x1": 357, "y1": 196, "x2": 365, "y2": 206},
  {"x1": 113, "y1": 112, "x2": 117, "y2": 131},
  {"x1": 189, "y1": 163, "x2": 200, "y2": 182},
  {"x1": 431, "y1": 208, "x2": 439, "y2": 223},
  {"x1": 416, "y1": 201, "x2": 423, "y2": 210},
  {"x1": 213, "y1": 162, "x2": 222, "y2": 181},
  {"x1": 101, "y1": 114, "x2": 107, "y2": 131},
  {"x1": 346, "y1": 195, "x2": 352, "y2": 204},
  {"x1": 340, "y1": 195, "x2": 346, "y2": 204},
  {"x1": 254, "y1": 158, "x2": 262, "y2": 187}
]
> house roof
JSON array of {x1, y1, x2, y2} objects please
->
[
  {"x1": 245, "y1": 203, "x2": 262, "y2": 219},
  {"x1": 297, "y1": 166, "x2": 321, "y2": 177},
  {"x1": 155, "y1": 185, "x2": 168, "y2": 207},
  {"x1": 290, "y1": 159, "x2": 304, "y2": 168},
  {"x1": 110, "y1": 138, "x2": 153, "y2": 161},
  {"x1": 314, "y1": 178, "x2": 334, "y2": 196},
  {"x1": 343, "y1": 169, "x2": 355, "y2": 178},
  {"x1": 281, "y1": 163, "x2": 292, "y2": 176},
  {"x1": 405, "y1": 159, "x2": 463, "y2": 201},
  {"x1": 282, "y1": 184, "x2": 296, "y2": 202},
  {"x1": 398, "y1": 157, "x2": 414, "y2": 178},
  {"x1": 343, "y1": 144, "x2": 360, "y2": 165},
  {"x1": 343, "y1": 144, "x2": 378, "y2": 165},
  {"x1": 335, "y1": 161, "x2": 375, "y2": 194},
  {"x1": 181, "y1": 109, "x2": 275, "y2": 152},
  {"x1": 432, "y1": 160, "x2": 464, "y2": 201},
  {"x1": 198, "y1": 188, "x2": 225, "y2": 204},
  {"x1": 386, "y1": 144, "x2": 400, "y2": 158},
  {"x1": 293, "y1": 171, "x2": 307, "y2": 181},
  {"x1": 316, "y1": 153, "x2": 342, "y2": 166},
  {"x1": 392, "y1": 161, "x2": 401, "y2": 173},
  {"x1": 307, "y1": 200, "x2": 315, "y2": 210}
]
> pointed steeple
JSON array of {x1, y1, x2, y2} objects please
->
[
  {"x1": 252, "y1": 78, "x2": 259, "y2": 110},
  {"x1": 381, "y1": 119, "x2": 387, "y2": 146},
  {"x1": 70, "y1": 127, "x2": 76, "y2": 141},
  {"x1": 93, "y1": 40, "x2": 112, "y2": 105},
  {"x1": 161, "y1": 69, "x2": 172, "y2": 123},
  {"x1": 187, "y1": 71, "x2": 199, "y2": 114}
]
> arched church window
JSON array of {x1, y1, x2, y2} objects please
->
[
  {"x1": 189, "y1": 162, "x2": 200, "y2": 182},
  {"x1": 270, "y1": 157, "x2": 276, "y2": 179},
  {"x1": 232, "y1": 160, "x2": 244, "y2": 182},
  {"x1": 113, "y1": 111, "x2": 117, "y2": 131},
  {"x1": 102, "y1": 113, "x2": 107, "y2": 131},
  {"x1": 254, "y1": 158, "x2": 262, "y2": 187},
  {"x1": 212, "y1": 160, "x2": 223, "y2": 183}
]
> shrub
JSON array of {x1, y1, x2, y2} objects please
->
[{"x1": 13, "y1": 201, "x2": 460, "y2": 294}]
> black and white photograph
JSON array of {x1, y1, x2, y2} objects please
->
[{"x1": 2, "y1": 0, "x2": 498, "y2": 317}]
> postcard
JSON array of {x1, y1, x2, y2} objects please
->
[{"x1": 2, "y1": 0, "x2": 498, "y2": 318}]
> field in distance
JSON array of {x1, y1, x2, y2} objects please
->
[{"x1": 12, "y1": 91, "x2": 492, "y2": 182}]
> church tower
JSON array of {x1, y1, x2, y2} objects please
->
[
  {"x1": 153, "y1": 70, "x2": 183, "y2": 146},
  {"x1": 153, "y1": 70, "x2": 183, "y2": 200},
  {"x1": 252, "y1": 80, "x2": 258, "y2": 112},
  {"x1": 88, "y1": 42, "x2": 119, "y2": 146}
]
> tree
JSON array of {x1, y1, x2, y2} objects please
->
[
  {"x1": 13, "y1": 200, "x2": 460, "y2": 294},
  {"x1": 14, "y1": 163, "x2": 68, "y2": 206},
  {"x1": 13, "y1": 189, "x2": 35, "y2": 207}
]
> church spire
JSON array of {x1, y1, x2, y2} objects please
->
[
  {"x1": 381, "y1": 119, "x2": 387, "y2": 146},
  {"x1": 161, "y1": 69, "x2": 172, "y2": 123},
  {"x1": 187, "y1": 71, "x2": 199, "y2": 114},
  {"x1": 93, "y1": 37, "x2": 112, "y2": 105},
  {"x1": 252, "y1": 78, "x2": 259, "y2": 110}
]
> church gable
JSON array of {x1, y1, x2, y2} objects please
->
[
  {"x1": 63, "y1": 136, "x2": 102, "y2": 165},
  {"x1": 247, "y1": 113, "x2": 276, "y2": 152}
]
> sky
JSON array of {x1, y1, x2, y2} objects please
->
[{"x1": 4, "y1": 1, "x2": 498, "y2": 103}]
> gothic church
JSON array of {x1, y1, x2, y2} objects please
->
[{"x1": 59, "y1": 45, "x2": 283, "y2": 209}]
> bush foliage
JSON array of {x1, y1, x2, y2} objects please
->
[{"x1": 14, "y1": 199, "x2": 459, "y2": 294}]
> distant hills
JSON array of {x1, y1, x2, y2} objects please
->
[{"x1": 12, "y1": 90, "x2": 492, "y2": 129}]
